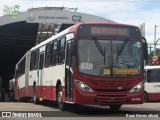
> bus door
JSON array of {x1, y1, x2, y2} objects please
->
[
  {"x1": 38, "y1": 52, "x2": 44, "y2": 98},
  {"x1": 65, "y1": 40, "x2": 74, "y2": 101}
]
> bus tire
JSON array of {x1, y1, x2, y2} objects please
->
[
  {"x1": 109, "y1": 105, "x2": 121, "y2": 110},
  {"x1": 33, "y1": 85, "x2": 39, "y2": 104},
  {"x1": 144, "y1": 92, "x2": 148, "y2": 102},
  {"x1": 57, "y1": 84, "x2": 67, "y2": 111}
]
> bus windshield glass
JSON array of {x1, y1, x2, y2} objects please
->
[{"x1": 77, "y1": 39, "x2": 142, "y2": 77}]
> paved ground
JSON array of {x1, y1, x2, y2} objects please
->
[{"x1": 0, "y1": 101, "x2": 159, "y2": 119}]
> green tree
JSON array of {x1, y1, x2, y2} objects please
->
[{"x1": 156, "y1": 49, "x2": 160, "y2": 61}]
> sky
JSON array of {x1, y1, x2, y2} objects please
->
[{"x1": 0, "y1": 0, "x2": 160, "y2": 45}]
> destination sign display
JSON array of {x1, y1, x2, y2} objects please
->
[
  {"x1": 103, "y1": 68, "x2": 138, "y2": 75},
  {"x1": 91, "y1": 27, "x2": 129, "y2": 36},
  {"x1": 78, "y1": 24, "x2": 141, "y2": 38},
  {"x1": 113, "y1": 68, "x2": 138, "y2": 74}
]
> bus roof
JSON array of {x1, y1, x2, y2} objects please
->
[
  {"x1": 31, "y1": 22, "x2": 139, "y2": 51},
  {"x1": 71, "y1": 22, "x2": 138, "y2": 27},
  {"x1": 145, "y1": 65, "x2": 160, "y2": 70}
]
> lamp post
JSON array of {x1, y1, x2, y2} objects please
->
[{"x1": 154, "y1": 25, "x2": 160, "y2": 55}]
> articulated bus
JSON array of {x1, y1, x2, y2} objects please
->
[
  {"x1": 14, "y1": 22, "x2": 148, "y2": 110},
  {"x1": 144, "y1": 65, "x2": 160, "y2": 102}
]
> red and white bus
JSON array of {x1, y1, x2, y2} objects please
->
[
  {"x1": 14, "y1": 22, "x2": 148, "y2": 110},
  {"x1": 144, "y1": 65, "x2": 160, "y2": 102}
]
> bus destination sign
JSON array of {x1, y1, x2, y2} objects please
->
[
  {"x1": 91, "y1": 27, "x2": 129, "y2": 36},
  {"x1": 77, "y1": 24, "x2": 141, "y2": 37}
]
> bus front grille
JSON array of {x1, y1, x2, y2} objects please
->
[
  {"x1": 91, "y1": 79, "x2": 134, "y2": 88},
  {"x1": 94, "y1": 89, "x2": 128, "y2": 92}
]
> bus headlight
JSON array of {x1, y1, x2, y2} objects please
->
[
  {"x1": 130, "y1": 82, "x2": 144, "y2": 93},
  {"x1": 75, "y1": 80, "x2": 93, "y2": 92}
]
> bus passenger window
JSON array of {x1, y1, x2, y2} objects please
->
[
  {"x1": 45, "y1": 43, "x2": 52, "y2": 68},
  {"x1": 59, "y1": 37, "x2": 66, "y2": 64},
  {"x1": 30, "y1": 51, "x2": 35, "y2": 71},
  {"x1": 34, "y1": 49, "x2": 39, "y2": 70},
  {"x1": 147, "y1": 69, "x2": 160, "y2": 83},
  {"x1": 146, "y1": 70, "x2": 151, "y2": 82},
  {"x1": 51, "y1": 42, "x2": 54, "y2": 66},
  {"x1": 51, "y1": 40, "x2": 58, "y2": 66}
]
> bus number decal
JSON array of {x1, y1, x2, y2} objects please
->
[
  {"x1": 80, "y1": 63, "x2": 93, "y2": 69},
  {"x1": 103, "y1": 69, "x2": 110, "y2": 75}
]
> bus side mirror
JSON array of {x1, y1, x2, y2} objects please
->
[{"x1": 142, "y1": 37, "x2": 148, "y2": 60}]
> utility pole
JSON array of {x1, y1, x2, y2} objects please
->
[
  {"x1": 154, "y1": 25, "x2": 160, "y2": 55},
  {"x1": 154, "y1": 25, "x2": 157, "y2": 55}
]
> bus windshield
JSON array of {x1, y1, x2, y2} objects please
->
[{"x1": 77, "y1": 39, "x2": 142, "y2": 77}]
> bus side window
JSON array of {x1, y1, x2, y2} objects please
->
[
  {"x1": 144, "y1": 70, "x2": 147, "y2": 83},
  {"x1": 51, "y1": 42, "x2": 54, "y2": 66},
  {"x1": 30, "y1": 52, "x2": 34, "y2": 71},
  {"x1": 45, "y1": 43, "x2": 52, "y2": 68},
  {"x1": 51, "y1": 40, "x2": 58, "y2": 66},
  {"x1": 147, "y1": 70, "x2": 151, "y2": 83},
  {"x1": 34, "y1": 49, "x2": 39, "y2": 70},
  {"x1": 18, "y1": 57, "x2": 25, "y2": 76},
  {"x1": 59, "y1": 37, "x2": 66, "y2": 64},
  {"x1": 30, "y1": 50, "x2": 39, "y2": 71},
  {"x1": 149, "y1": 69, "x2": 160, "y2": 83}
]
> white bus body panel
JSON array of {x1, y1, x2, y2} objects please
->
[
  {"x1": 29, "y1": 70, "x2": 38, "y2": 86},
  {"x1": 18, "y1": 75, "x2": 25, "y2": 89},
  {"x1": 43, "y1": 64, "x2": 65, "y2": 86},
  {"x1": 145, "y1": 83, "x2": 160, "y2": 93}
]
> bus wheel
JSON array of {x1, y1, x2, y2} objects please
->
[
  {"x1": 57, "y1": 85, "x2": 67, "y2": 110},
  {"x1": 144, "y1": 92, "x2": 148, "y2": 102},
  {"x1": 33, "y1": 85, "x2": 39, "y2": 104},
  {"x1": 109, "y1": 105, "x2": 121, "y2": 110}
]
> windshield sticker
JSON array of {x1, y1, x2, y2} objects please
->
[
  {"x1": 103, "y1": 69, "x2": 110, "y2": 75},
  {"x1": 80, "y1": 63, "x2": 93, "y2": 69},
  {"x1": 134, "y1": 42, "x2": 141, "y2": 48},
  {"x1": 113, "y1": 69, "x2": 138, "y2": 74}
]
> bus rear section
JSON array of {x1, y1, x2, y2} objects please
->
[{"x1": 144, "y1": 66, "x2": 160, "y2": 102}]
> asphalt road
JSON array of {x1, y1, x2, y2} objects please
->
[{"x1": 0, "y1": 101, "x2": 159, "y2": 119}]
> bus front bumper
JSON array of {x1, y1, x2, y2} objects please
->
[{"x1": 74, "y1": 86, "x2": 144, "y2": 105}]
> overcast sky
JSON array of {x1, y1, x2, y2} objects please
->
[{"x1": 0, "y1": 0, "x2": 160, "y2": 45}]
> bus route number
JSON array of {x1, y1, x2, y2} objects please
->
[{"x1": 72, "y1": 15, "x2": 82, "y2": 22}]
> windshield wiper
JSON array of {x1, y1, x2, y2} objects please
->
[
  {"x1": 92, "y1": 37, "x2": 106, "y2": 68},
  {"x1": 117, "y1": 39, "x2": 129, "y2": 57},
  {"x1": 92, "y1": 37, "x2": 105, "y2": 56}
]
